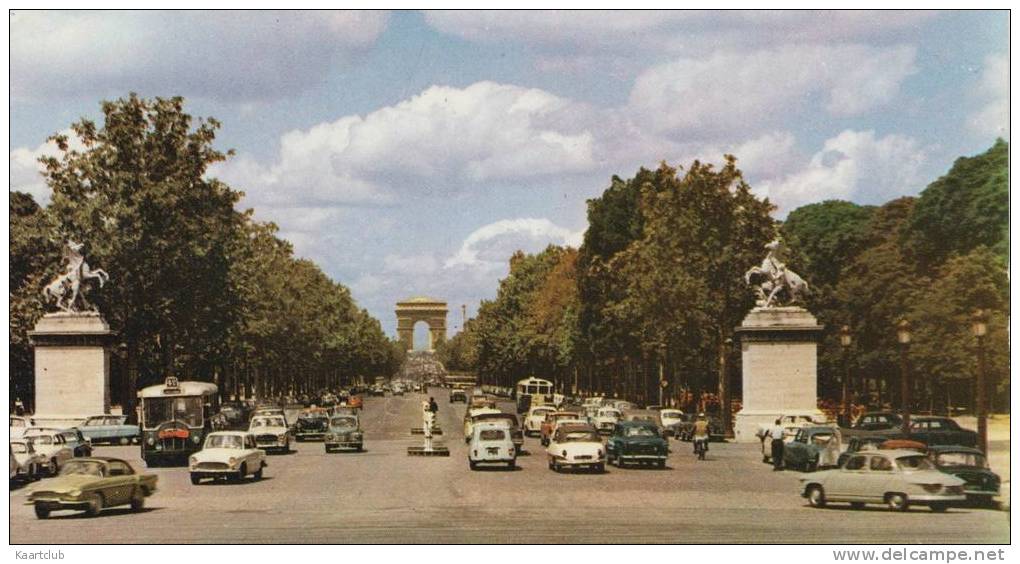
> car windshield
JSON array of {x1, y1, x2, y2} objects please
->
[
  {"x1": 479, "y1": 429, "x2": 506, "y2": 440},
  {"x1": 331, "y1": 417, "x2": 357, "y2": 428},
  {"x1": 561, "y1": 431, "x2": 600, "y2": 442},
  {"x1": 29, "y1": 435, "x2": 53, "y2": 445},
  {"x1": 624, "y1": 426, "x2": 658, "y2": 437},
  {"x1": 937, "y1": 452, "x2": 988, "y2": 468},
  {"x1": 598, "y1": 410, "x2": 620, "y2": 417},
  {"x1": 61, "y1": 460, "x2": 106, "y2": 476},
  {"x1": 661, "y1": 411, "x2": 682, "y2": 419},
  {"x1": 143, "y1": 396, "x2": 204, "y2": 428},
  {"x1": 896, "y1": 455, "x2": 934, "y2": 471},
  {"x1": 205, "y1": 435, "x2": 243, "y2": 449},
  {"x1": 11, "y1": 443, "x2": 28, "y2": 453},
  {"x1": 252, "y1": 417, "x2": 285, "y2": 428}
]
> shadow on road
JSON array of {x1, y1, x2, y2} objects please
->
[{"x1": 41, "y1": 507, "x2": 163, "y2": 520}]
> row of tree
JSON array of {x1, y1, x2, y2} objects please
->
[
  {"x1": 439, "y1": 141, "x2": 1009, "y2": 415},
  {"x1": 10, "y1": 95, "x2": 404, "y2": 416}
]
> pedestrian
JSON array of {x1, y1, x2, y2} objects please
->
[
  {"x1": 768, "y1": 418, "x2": 785, "y2": 470},
  {"x1": 428, "y1": 396, "x2": 439, "y2": 414}
]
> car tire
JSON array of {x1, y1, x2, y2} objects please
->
[
  {"x1": 47, "y1": 458, "x2": 58, "y2": 476},
  {"x1": 807, "y1": 485, "x2": 826, "y2": 508},
  {"x1": 469, "y1": 461, "x2": 477, "y2": 470},
  {"x1": 657, "y1": 459, "x2": 666, "y2": 469},
  {"x1": 929, "y1": 502, "x2": 949, "y2": 513},
  {"x1": 28, "y1": 463, "x2": 39, "y2": 481},
  {"x1": 595, "y1": 463, "x2": 605, "y2": 473},
  {"x1": 507, "y1": 460, "x2": 515, "y2": 470},
  {"x1": 886, "y1": 493, "x2": 909, "y2": 512},
  {"x1": 254, "y1": 466, "x2": 264, "y2": 481},
  {"x1": 190, "y1": 473, "x2": 201, "y2": 485},
  {"x1": 84, "y1": 493, "x2": 103, "y2": 517},
  {"x1": 850, "y1": 502, "x2": 865, "y2": 509},
  {"x1": 34, "y1": 504, "x2": 50, "y2": 519},
  {"x1": 235, "y1": 463, "x2": 247, "y2": 482},
  {"x1": 547, "y1": 457, "x2": 554, "y2": 470},
  {"x1": 130, "y1": 488, "x2": 145, "y2": 511}
]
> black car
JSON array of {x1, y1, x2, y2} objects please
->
[
  {"x1": 909, "y1": 417, "x2": 978, "y2": 447},
  {"x1": 295, "y1": 412, "x2": 329, "y2": 441},
  {"x1": 851, "y1": 411, "x2": 903, "y2": 431},
  {"x1": 927, "y1": 445, "x2": 1000, "y2": 505}
]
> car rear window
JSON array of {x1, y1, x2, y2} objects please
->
[{"x1": 479, "y1": 429, "x2": 506, "y2": 441}]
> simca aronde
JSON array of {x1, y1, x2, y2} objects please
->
[
  {"x1": 10, "y1": 440, "x2": 47, "y2": 482},
  {"x1": 927, "y1": 445, "x2": 1000, "y2": 505},
  {"x1": 249, "y1": 415, "x2": 291, "y2": 453},
  {"x1": 547, "y1": 423, "x2": 605, "y2": 473},
  {"x1": 324, "y1": 414, "x2": 364, "y2": 452},
  {"x1": 27, "y1": 457, "x2": 157, "y2": 519},
  {"x1": 468, "y1": 422, "x2": 517, "y2": 470},
  {"x1": 78, "y1": 415, "x2": 140, "y2": 445},
  {"x1": 801, "y1": 451, "x2": 966, "y2": 512},
  {"x1": 189, "y1": 432, "x2": 267, "y2": 484},
  {"x1": 607, "y1": 421, "x2": 669, "y2": 468}
]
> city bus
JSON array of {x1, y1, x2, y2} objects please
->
[
  {"x1": 515, "y1": 377, "x2": 554, "y2": 414},
  {"x1": 138, "y1": 376, "x2": 220, "y2": 467}
]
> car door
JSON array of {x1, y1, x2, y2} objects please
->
[
  {"x1": 104, "y1": 460, "x2": 135, "y2": 505},
  {"x1": 865, "y1": 455, "x2": 896, "y2": 502},
  {"x1": 829, "y1": 454, "x2": 869, "y2": 500},
  {"x1": 785, "y1": 430, "x2": 808, "y2": 467}
]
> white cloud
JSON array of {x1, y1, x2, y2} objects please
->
[
  {"x1": 217, "y1": 81, "x2": 599, "y2": 207},
  {"x1": 10, "y1": 10, "x2": 389, "y2": 102},
  {"x1": 755, "y1": 130, "x2": 926, "y2": 213},
  {"x1": 968, "y1": 53, "x2": 1009, "y2": 139},
  {"x1": 629, "y1": 44, "x2": 917, "y2": 135},
  {"x1": 446, "y1": 218, "x2": 583, "y2": 269},
  {"x1": 9, "y1": 129, "x2": 85, "y2": 204}
]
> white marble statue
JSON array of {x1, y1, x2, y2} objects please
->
[
  {"x1": 744, "y1": 240, "x2": 809, "y2": 308},
  {"x1": 42, "y1": 240, "x2": 110, "y2": 313}
]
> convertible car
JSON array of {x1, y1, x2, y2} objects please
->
[{"x1": 26, "y1": 457, "x2": 157, "y2": 519}]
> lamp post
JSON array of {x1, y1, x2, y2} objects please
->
[
  {"x1": 896, "y1": 318, "x2": 912, "y2": 436},
  {"x1": 658, "y1": 343, "x2": 667, "y2": 408},
  {"x1": 839, "y1": 325, "x2": 852, "y2": 427},
  {"x1": 971, "y1": 310, "x2": 988, "y2": 455}
]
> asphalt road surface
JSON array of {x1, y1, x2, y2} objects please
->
[{"x1": 9, "y1": 390, "x2": 1010, "y2": 544}]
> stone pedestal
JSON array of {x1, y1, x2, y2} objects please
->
[
  {"x1": 733, "y1": 307, "x2": 823, "y2": 442},
  {"x1": 28, "y1": 313, "x2": 117, "y2": 428}
]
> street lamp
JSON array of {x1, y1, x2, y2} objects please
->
[
  {"x1": 896, "y1": 318, "x2": 911, "y2": 436},
  {"x1": 658, "y1": 343, "x2": 668, "y2": 408},
  {"x1": 971, "y1": 310, "x2": 989, "y2": 455},
  {"x1": 839, "y1": 325, "x2": 852, "y2": 426}
]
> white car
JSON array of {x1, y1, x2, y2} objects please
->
[
  {"x1": 10, "y1": 440, "x2": 46, "y2": 482},
  {"x1": 658, "y1": 409, "x2": 685, "y2": 436},
  {"x1": 463, "y1": 407, "x2": 502, "y2": 440},
  {"x1": 10, "y1": 416, "x2": 35, "y2": 439},
  {"x1": 547, "y1": 424, "x2": 605, "y2": 473},
  {"x1": 468, "y1": 422, "x2": 517, "y2": 470},
  {"x1": 523, "y1": 406, "x2": 557, "y2": 437},
  {"x1": 591, "y1": 408, "x2": 623, "y2": 434},
  {"x1": 800, "y1": 451, "x2": 966, "y2": 512},
  {"x1": 248, "y1": 415, "x2": 290, "y2": 453},
  {"x1": 21, "y1": 430, "x2": 74, "y2": 475},
  {"x1": 189, "y1": 432, "x2": 267, "y2": 485}
]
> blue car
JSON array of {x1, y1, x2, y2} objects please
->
[{"x1": 77, "y1": 415, "x2": 140, "y2": 445}]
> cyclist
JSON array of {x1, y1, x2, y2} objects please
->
[{"x1": 692, "y1": 413, "x2": 710, "y2": 460}]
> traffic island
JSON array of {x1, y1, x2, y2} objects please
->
[
  {"x1": 410, "y1": 426, "x2": 443, "y2": 435},
  {"x1": 407, "y1": 445, "x2": 450, "y2": 456}
]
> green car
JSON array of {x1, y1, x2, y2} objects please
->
[
  {"x1": 324, "y1": 414, "x2": 364, "y2": 452},
  {"x1": 606, "y1": 421, "x2": 669, "y2": 468},
  {"x1": 25, "y1": 457, "x2": 157, "y2": 519},
  {"x1": 783, "y1": 425, "x2": 841, "y2": 472}
]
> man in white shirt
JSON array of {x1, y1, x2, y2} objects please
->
[{"x1": 767, "y1": 418, "x2": 786, "y2": 471}]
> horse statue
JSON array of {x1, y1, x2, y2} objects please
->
[
  {"x1": 42, "y1": 239, "x2": 110, "y2": 313},
  {"x1": 744, "y1": 240, "x2": 809, "y2": 308}
]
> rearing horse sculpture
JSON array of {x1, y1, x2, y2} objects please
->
[
  {"x1": 42, "y1": 240, "x2": 110, "y2": 313},
  {"x1": 744, "y1": 240, "x2": 809, "y2": 308}
]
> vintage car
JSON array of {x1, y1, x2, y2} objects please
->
[
  {"x1": 295, "y1": 410, "x2": 330, "y2": 441},
  {"x1": 449, "y1": 388, "x2": 468, "y2": 403},
  {"x1": 837, "y1": 434, "x2": 891, "y2": 467},
  {"x1": 189, "y1": 432, "x2": 267, "y2": 484},
  {"x1": 781, "y1": 425, "x2": 842, "y2": 471},
  {"x1": 523, "y1": 406, "x2": 557, "y2": 437},
  {"x1": 463, "y1": 407, "x2": 502, "y2": 440},
  {"x1": 57, "y1": 428, "x2": 94, "y2": 457},
  {"x1": 908, "y1": 417, "x2": 978, "y2": 447},
  {"x1": 248, "y1": 415, "x2": 291, "y2": 453},
  {"x1": 218, "y1": 405, "x2": 246, "y2": 428},
  {"x1": 658, "y1": 409, "x2": 685, "y2": 436},
  {"x1": 252, "y1": 406, "x2": 285, "y2": 420},
  {"x1": 392, "y1": 383, "x2": 405, "y2": 396},
  {"x1": 324, "y1": 414, "x2": 364, "y2": 452},
  {"x1": 756, "y1": 413, "x2": 830, "y2": 443},
  {"x1": 10, "y1": 415, "x2": 35, "y2": 439},
  {"x1": 26, "y1": 457, "x2": 157, "y2": 519},
  {"x1": 800, "y1": 451, "x2": 966, "y2": 512},
  {"x1": 547, "y1": 423, "x2": 605, "y2": 473},
  {"x1": 22, "y1": 429, "x2": 75, "y2": 475},
  {"x1": 10, "y1": 440, "x2": 47, "y2": 482},
  {"x1": 851, "y1": 411, "x2": 903, "y2": 431},
  {"x1": 346, "y1": 395, "x2": 364, "y2": 410},
  {"x1": 369, "y1": 385, "x2": 386, "y2": 397},
  {"x1": 591, "y1": 407, "x2": 623, "y2": 434},
  {"x1": 927, "y1": 445, "x2": 1000, "y2": 505},
  {"x1": 77, "y1": 415, "x2": 140, "y2": 445},
  {"x1": 624, "y1": 411, "x2": 661, "y2": 428},
  {"x1": 469, "y1": 394, "x2": 496, "y2": 409},
  {"x1": 540, "y1": 411, "x2": 583, "y2": 446},
  {"x1": 469, "y1": 412, "x2": 523, "y2": 453},
  {"x1": 607, "y1": 421, "x2": 669, "y2": 468},
  {"x1": 468, "y1": 422, "x2": 517, "y2": 470}
]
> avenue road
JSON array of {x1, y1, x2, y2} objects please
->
[{"x1": 9, "y1": 390, "x2": 1010, "y2": 544}]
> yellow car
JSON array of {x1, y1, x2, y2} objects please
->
[{"x1": 26, "y1": 457, "x2": 157, "y2": 519}]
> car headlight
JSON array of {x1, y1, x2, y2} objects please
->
[
  {"x1": 191, "y1": 435, "x2": 201, "y2": 444},
  {"x1": 228, "y1": 457, "x2": 237, "y2": 466},
  {"x1": 189, "y1": 456, "x2": 198, "y2": 465},
  {"x1": 147, "y1": 437, "x2": 155, "y2": 446},
  {"x1": 325, "y1": 434, "x2": 335, "y2": 441},
  {"x1": 67, "y1": 489, "x2": 82, "y2": 498}
]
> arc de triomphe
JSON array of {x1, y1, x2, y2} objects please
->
[{"x1": 395, "y1": 297, "x2": 448, "y2": 352}]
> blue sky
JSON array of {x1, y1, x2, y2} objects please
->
[{"x1": 10, "y1": 10, "x2": 1009, "y2": 340}]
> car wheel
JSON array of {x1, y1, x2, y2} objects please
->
[
  {"x1": 807, "y1": 485, "x2": 826, "y2": 508},
  {"x1": 850, "y1": 502, "x2": 865, "y2": 510},
  {"x1": 595, "y1": 463, "x2": 605, "y2": 473},
  {"x1": 507, "y1": 459, "x2": 515, "y2": 470},
  {"x1": 235, "y1": 463, "x2": 247, "y2": 482},
  {"x1": 469, "y1": 460, "x2": 477, "y2": 470},
  {"x1": 190, "y1": 473, "x2": 202, "y2": 485},
  {"x1": 657, "y1": 459, "x2": 666, "y2": 469},
  {"x1": 886, "y1": 493, "x2": 909, "y2": 512},
  {"x1": 547, "y1": 457, "x2": 554, "y2": 470},
  {"x1": 807, "y1": 458, "x2": 818, "y2": 472},
  {"x1": 254, "y1": 466, "x2": 264, "y2": 481},
  {"x1": 130, "y1": 488, "x2": 146, "y2": 511},
  {"x1": 929, "y1": 502, "x2": 949, "y2": 513},
  {"x1": 28, "y1": 463, "x2": 39, "y2": 481},
  {"x1": 47, "y1": 458, "x2": 58, "y2": 476},
  {"x1": 33, "y1": 504, "x2": 50, "y2": 519},
  {"x1": 119, "y1": 436, "x2": 131, "y2": 446},
  {"x1": 84, "y1": 493, "x2": 103, "y2": 517}
]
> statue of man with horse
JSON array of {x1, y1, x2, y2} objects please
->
[
  {"x1": 744, "y1": 239, "x2": 809, "y2": 308},
  {"x1": 42, "y1": 239, "x2": 110, "y2": 313}
]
